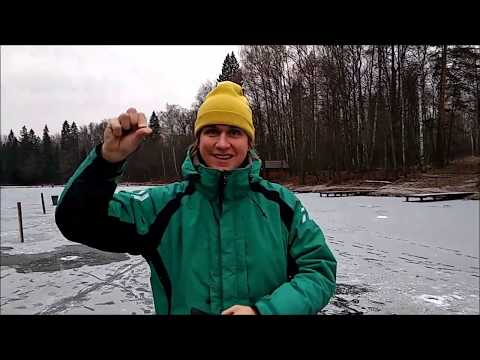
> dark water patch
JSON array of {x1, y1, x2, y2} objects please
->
[
  {"x1": 0, "y1": 244, "x2": 130, "y2": 273},
  {"x1": 0, "y1": 246, "x2": 14, "y2": 252},
  {"x1": 351, "y1": 244, "x2": 364, "y2": 249}
]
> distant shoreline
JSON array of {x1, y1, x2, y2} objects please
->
[{"x1": 2, "y1": 156, "x2": 478, "y2": 199}]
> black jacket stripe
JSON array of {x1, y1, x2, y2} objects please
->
[
  {"x1": 141, "y1": 182, "x2": 195, "y2": 314},
  {"x1": 249, "y1": 182, "x2": 299, "y2": 279},
  {"x1": 249, "y1": 182, "x2": 293, "y2": 230}
]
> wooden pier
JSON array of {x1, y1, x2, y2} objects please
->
[
  {"x1": 319, "y1": 190, "x2": 372, "y2": 197},
  {"x1": 405, "y1": 192, "x2": 475, "y2": 202}
]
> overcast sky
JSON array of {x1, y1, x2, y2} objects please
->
[{"x1": 1, "y1": 45, "x2": 239, "y2": 138}]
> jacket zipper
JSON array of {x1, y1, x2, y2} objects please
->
[
  {"x1": 218, "y1": 173, "x2": 227, "y2": 213},
  {"x1": 217, "y1": 172, "x2": 227, "y2": 310}
]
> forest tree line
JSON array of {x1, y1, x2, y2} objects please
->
[{"x1": 1, "y1": 46, "x2": 478, "y2": 185}]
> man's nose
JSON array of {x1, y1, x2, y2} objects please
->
[{"x1": 215, "y1": 133, "x2": 231, "y2": 149}]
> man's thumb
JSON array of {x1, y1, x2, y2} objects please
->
[{"x1": 136, "y1": 127, "x2": 152, "y2": 140}]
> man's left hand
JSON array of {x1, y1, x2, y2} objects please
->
[{"x1": 221, "y1": 305, "x2": 257, "y2": 315}]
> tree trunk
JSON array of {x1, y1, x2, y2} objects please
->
[
  {"x1": 435, "y1": 45, "x2": 448, "y2": 167},
  {"x1": 446, "y1": 108, "x2": 454, "y2": 163},
  {"x1": 418, "y1": 45, "x2": 427, "y2": 169},
  {"x1": 398, "y1": 45, "x2": 406, "y2": 171},
  {"x1": 172, "y1": 142, "x2": 179, "y2": 177},
  {"x1": 389, "y1": 45, "x2": 398, "y2": 170}
]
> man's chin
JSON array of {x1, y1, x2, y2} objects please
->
[
  {"x1": 208, "y1": 159, "x2": 236, "y2": 171},
  {"x1": 214, "y1": 165, "x2": 233, "y2": 171}
]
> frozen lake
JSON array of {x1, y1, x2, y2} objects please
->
[{"x1": 1, "y1": 186, "x2": 479, "y2": 315}]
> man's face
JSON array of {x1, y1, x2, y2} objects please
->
[{"x1": 198, "y1": 124, "x2": 249, "y2": 171}]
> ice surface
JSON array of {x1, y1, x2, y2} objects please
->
[{"x1": 1, "y1": 187, "x2": 479, "y2": 315}]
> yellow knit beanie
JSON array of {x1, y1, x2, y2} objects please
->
[{"x1": 195, "y1": 81, "x2": 254, "y2": 141}]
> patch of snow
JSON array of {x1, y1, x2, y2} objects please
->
[{"x1": 60, "y1": 256, "x2": 80, "y2": 261}]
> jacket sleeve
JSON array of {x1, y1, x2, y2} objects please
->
[
  {"x1": 254, "y1": 197, "x2": 337, "y2": 315},
  {"x1": 55, "y1": 144, "x2": 162, "y2": 255}
]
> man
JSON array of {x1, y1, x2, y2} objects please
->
[{"x1": 55, "y1": 81, "x2": 337, "y2": 315}]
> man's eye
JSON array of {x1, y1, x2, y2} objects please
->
[
  {"x1": 229, "y1": 129, "x2": 243, "y2": 136},
  {"x1": 204, "y1": 128, "x2": 218, "y2": 136}
]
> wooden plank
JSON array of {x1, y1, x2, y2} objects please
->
[
  {"x1": 319, "y1": 190, "x2": 372, "y2": 197},
  {"x1": 407, "y1": 192, "x2": 473, "y2": 197},
  {"x1": 41, "y1": 193, "x2": 46, "y2": 214},
  {"x1": 17, "y1": 202, "x2": 24, "y2": 243},
  {"x1": 405, "y1": 192, "x2": 474, "y2": 202}
]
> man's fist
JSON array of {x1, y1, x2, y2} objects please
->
[{"x1": 102, "y1": 108, "x2": 152, "y2": 163}]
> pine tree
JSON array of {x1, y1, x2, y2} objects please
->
[
  {"x1": 41, "y1": 125, "x2": 56, "y2": 183},
  {"x1": 60, "y1": 120, "x2": 71, "y2": 150},
  {"x1": 17, "y1": 127, "x2": 41, "y2": 184},
  {"x1": 149, "y1": 111, "x2": 161, "y2": 139},
  {"x1": 17, "y1": 126, "x2": 30, "y2": 184},
  {"x1": 19, "y1": 126, "x2": 30, "y2": 148},
  {"x1": 29, "y1": 129, "x2": 40, "y2": 152},
  {"x1": 2, "y1": 130, "x2": 19, "y2": 184},
  {"x1": 71, "y1": 121, "x2": 80, "y2": 167},
  {"x1": 229, "y1": 52, "x2": 243, "y2": 85},
  {"x1": 217, "y1": 52, "x2": 243, "y2": 85},
  {"x1": 217, "y1": 53, "x2": 232, "y2": 83},
  {"x1": 60, "y1": 120, "x2": 73, "y2": 181}
]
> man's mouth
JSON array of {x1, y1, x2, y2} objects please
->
[{"x1": 213, "y1": 154, "x2": 234, "y2": 160}]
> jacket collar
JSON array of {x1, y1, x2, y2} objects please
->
[{"x1": 181, "y1": 147, "x2": 262, "y2": 200}]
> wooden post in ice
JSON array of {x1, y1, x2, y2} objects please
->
[
  {"x1": 41, "y1": 193, "x2": 46, "y2": 214},
  {"x1": 17, "y1": 202, "x2": 24, "y2": 243}
]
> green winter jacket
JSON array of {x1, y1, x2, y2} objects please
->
[{"x1": 55, "y1": 144, "x2": 337, "y2": 315}]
